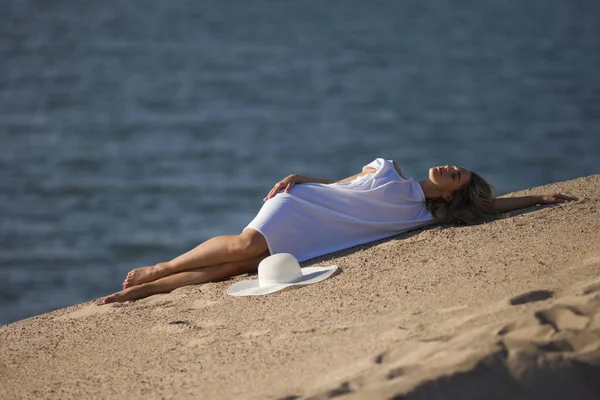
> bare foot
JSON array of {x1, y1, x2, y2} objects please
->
[
  {"x1": 123, "y1": 264, "x2": 166, "y2": 288},
  {"x1": 103, "y1": 286, "x2": 150, "y2": 304}
]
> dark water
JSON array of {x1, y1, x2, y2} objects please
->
[{"x1": 1, "y1": 0, "x2": 599, "y2": 325}]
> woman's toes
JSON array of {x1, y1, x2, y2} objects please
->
[
  {"x1": 103, "y1": 294, "x2": 117, "y2": 304},
  {"x1": 103, "y1": 288, "x2": 134, "y2": 304}
]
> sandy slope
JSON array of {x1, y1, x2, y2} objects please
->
[{"x1": 1, "y1": 175, "x2": 599, "y2": 400}]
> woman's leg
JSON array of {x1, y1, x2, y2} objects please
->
[
  {"x1": 106, "y1": 251, "x2": 268, "y2": 304},
  {"x1": 123, "y1": 229, "x2": 268, "y2": 288}
]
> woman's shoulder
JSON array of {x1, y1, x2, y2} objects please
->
[{"x1": 363, "y1": 158, "x2": 409, "y2": 182}]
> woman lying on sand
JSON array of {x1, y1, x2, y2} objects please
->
[{"x1": 102, "y1": 158, "x2": 575, "y2": 304}]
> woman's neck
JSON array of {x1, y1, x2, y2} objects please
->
[{"x1": 419, "y1": 180, "x2": 444, "y2": 200}]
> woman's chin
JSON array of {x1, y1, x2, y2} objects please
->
[{"x1": 428, "y1": 168, "x2": 438, "y2": 182}]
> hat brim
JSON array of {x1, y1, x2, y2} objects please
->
[{"x1": 226, "y1": 265, "x2": 338, "y2": 297}]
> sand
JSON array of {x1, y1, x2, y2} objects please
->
[{"x1": 1, "y1": 175, "x2": 600, "y2": 400}]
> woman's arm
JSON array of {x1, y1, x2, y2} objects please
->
[
  {"x1": 263, "y1": 168, "x2": 376, "y2": 201},
  {"x1": 490, "y1": 193, "x2": 576, "y2": 213},
  {"x1": 336, "y1": 167, "x2": 376, "y2": 183},
  {"x1": 263, "y1": 174, "x2": 332, "y2": 201}
]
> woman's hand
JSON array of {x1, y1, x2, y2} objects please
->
[
  {"x1": 538, "y1": 193, "x2": 578, "y2": 204},
  {"x1": 492, "y1": 193, "x2": 577, "y2": 213},
  {"x1": 264, "y1": 174, "x2": 301, "y2": 201}
]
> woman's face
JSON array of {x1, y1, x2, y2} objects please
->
[{"x1": 429, "y1": 165, "x2": 472, "y2": 193}]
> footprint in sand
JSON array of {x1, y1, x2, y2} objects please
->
[
  {"x1": 499, "y1": 298, "x2": 600, "y2": 355},
  {"x1": 509, "y1": 290, "x2": 554, "y2": 306},
  {"x1": 535, "y1": 305, "x2": 590, "y2": 331}
]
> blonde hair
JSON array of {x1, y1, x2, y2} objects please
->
[{"x1": 426, "y1": 172, "x2": 495, "y2": 225}]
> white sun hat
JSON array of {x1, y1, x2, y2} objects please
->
[{"x1": 226, "y1": 253, "x2": 338, "y2": 296}]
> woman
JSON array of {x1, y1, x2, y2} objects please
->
[{"x1": 102, "y1": 158, "x2": 574, "y2": 304}]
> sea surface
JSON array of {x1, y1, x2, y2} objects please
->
[{"x1": 1, "y1": 0, "x2": 599, "y2": 325}]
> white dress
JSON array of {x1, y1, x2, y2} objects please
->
[{"x1": 244, "y1": 158, "x2": 435, "y2": 262}]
